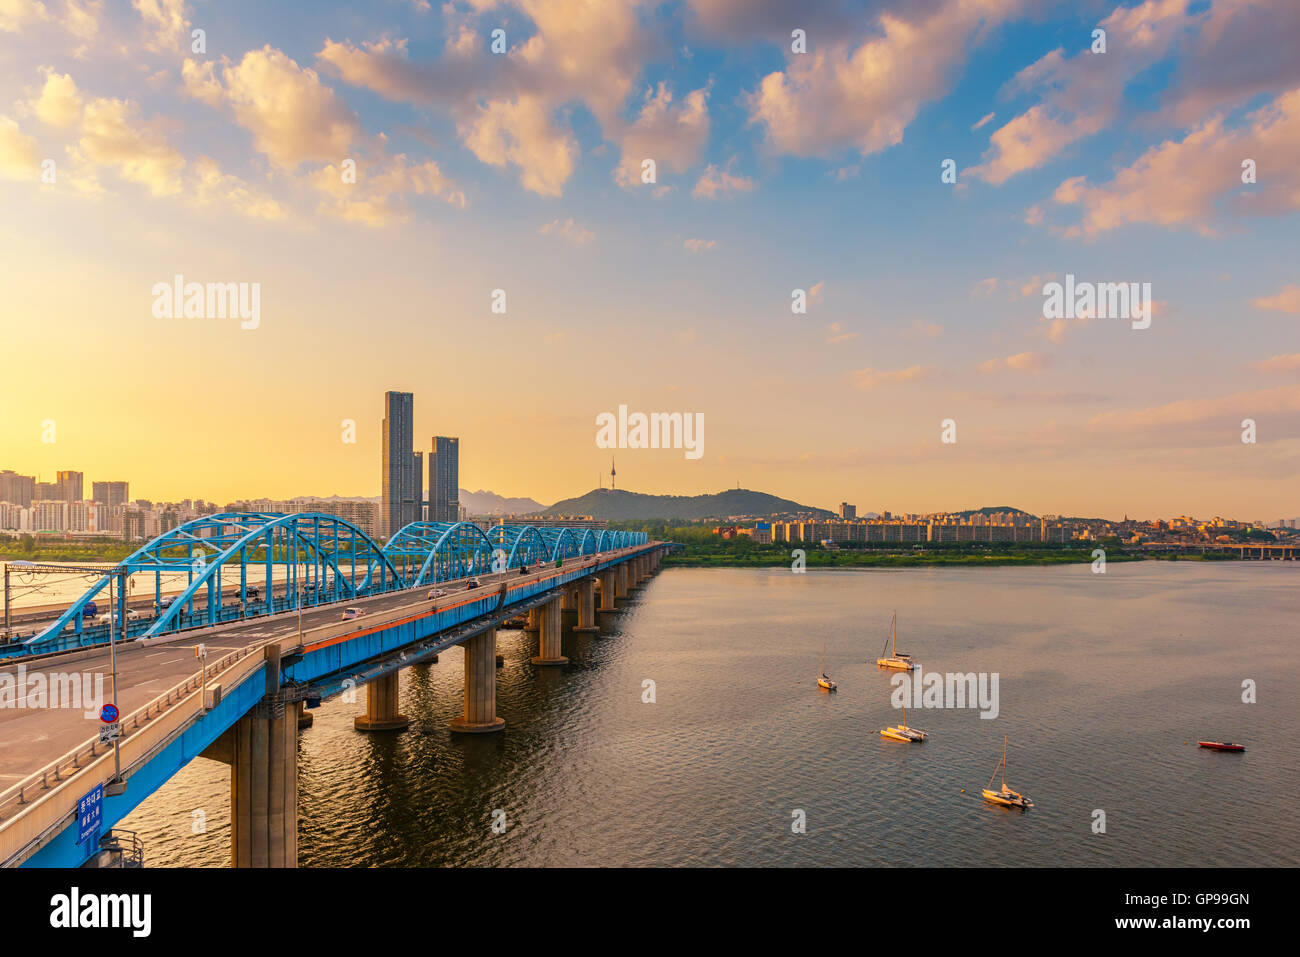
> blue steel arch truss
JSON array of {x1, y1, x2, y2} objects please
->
[
  {"x1": 19, "y1": 517, "x2": 651, "y2": 656},
  {"x1": 382, "y1": 522, "x2": 496, "y2": 587},
  {"x1": 24, "y1": 512, "x2": 404, "y2": 654},
  {"x1": 486, "y1": 525, "x2": 550, "y2": 569}
]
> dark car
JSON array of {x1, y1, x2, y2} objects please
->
[
  {"x1": 519, "y1": 565, "x2": 529, "y2": 575},
  {"x1": 467, "y1": 578, "x2": 482, "y2": 589}
]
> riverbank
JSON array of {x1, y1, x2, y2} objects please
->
[{"x1": 659, "y1": 548, "x2": 1230, "y2": 568}]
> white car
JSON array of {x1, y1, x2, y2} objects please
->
[
  {"x1": 340, "y1": 607, "x2": 367, "y2": 621},
  {"x1": 427, "y1": 588, "x2": 448, "y2": 600},
  {"x1": 97, "y1": 609, "x2": 143, "y2": 624}
]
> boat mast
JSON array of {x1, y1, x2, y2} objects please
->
[
  {"x1": 891, "y1": 610, "x2": 897, "y2": 656},
  {"x1": 1002, "y1": 735, "x2": 1007, "y2": 791}
]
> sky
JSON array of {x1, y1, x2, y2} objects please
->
[{"x1": 0, "y1": 0, "x2": 1297, "y2": 520}]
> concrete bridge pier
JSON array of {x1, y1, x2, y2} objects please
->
[
  {"x1": 450, "y1": 627, "x2": 506, "y2": 733},
  {"x1": 201, "y1": 646, "x2": 298, "y2": 867},
  {"x1": 531, "y1": 596, "x2": 567, "y2": 666},
  {"x1": 616, "y1": 564, "x2": 629, "y2": 598},
  {"x1": 573, "y1": 577, "x2": 599, "y2": 633},
  {"x1": 354, "y1": 671, "x2": 409, "y2": 732},
  {"x1": 296, "y1": 700, "x2": 313, "y2": 729},
  {"x1": 524, "y1": 606, "x2": 540, "y2": 633},
  {"x1": 598, "y1": 570, "x2": 617, "y2": 614}
]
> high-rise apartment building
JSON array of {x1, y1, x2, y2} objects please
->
[
  {"x1": 839, "y1": 502, "x2": 856, "y2": 520},
  {"x1": 56, "y1": 470, "x2": 83, "y2": 502},
  {"x1": 429, "y1": 436, "x2": 459, "y2": 523},
  {"x1": 92, "y1": 481, "x2": 130, "y2": 508},
  {"x1": 0, "y1": 470, "x2": 35, "y2": 507},
  {"x1": 380, "y1": 391, "x2": 418, "y2": 538}
]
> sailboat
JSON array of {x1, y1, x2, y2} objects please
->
[
  {"x1": 982, "y1": 735, "x2": 1034, "y2": 809},
  {"x1": 817, "y1": 643, "x2": 837, "y2": 691},
  {"x1": 880, "y1": 703, "x2": 928, "y2": 742},
  {"x1": 875, "y1": 611, "x2": 915, "y2": 670}
]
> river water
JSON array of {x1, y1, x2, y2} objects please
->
[{"x1": 119, "y1": 562, "x2": 1299, "y2": 867}]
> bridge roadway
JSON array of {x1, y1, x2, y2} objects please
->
[{"x1": 0, "y1": 543, "x2": 666, "y2": 868}]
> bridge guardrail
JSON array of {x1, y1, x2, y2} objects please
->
[{"x1": 0, "y1": 638, "x2": 272, "y2": 865}]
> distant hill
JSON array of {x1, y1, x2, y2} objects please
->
[
  {"x1": 541, "y1": 488, "x2": 834, "y2": 521},
  {"x1": 952, "y1": 506, "x2": 1038, "y2": 519},
  {"x1": 460, "y1": 489, "x2": 546, "y2": 515}
]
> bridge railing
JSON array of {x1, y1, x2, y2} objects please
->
[{"x1": 0, "y1": 638, "x2": 267, "y2": 836}]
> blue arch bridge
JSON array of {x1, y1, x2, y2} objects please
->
[{"x1": 0, "y1": 512, "x2": 667, "y2": 869}]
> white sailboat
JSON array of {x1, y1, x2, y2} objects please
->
[
  {"x1": 875, "y1": 611, "x2": 915, "y2": 670},
  {"x1": 880, "y1": 703, "x2": 928, "y2": 742},
  {"x1": 982, "y1": 735, "x2": 1034, "y2": 809},
  {"x1": 817, "y1": 642, "x2": 837, "y2": 691}
]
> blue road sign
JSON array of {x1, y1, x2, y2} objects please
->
[
  {"x1": 77, "y1": 783, "x2": 102, "y2": 845},
  {"x1": 99, "y1": 703, "x2": 118, "y2": 723}
]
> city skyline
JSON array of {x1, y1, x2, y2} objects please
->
[{"x1": 2, "y1": 1, "x2": 1298, "y2": 518}]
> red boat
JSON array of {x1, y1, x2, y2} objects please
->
[{"x1": 1198, "y1": 741, "x2": 1245, "y2": 752}]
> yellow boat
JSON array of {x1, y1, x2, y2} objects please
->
[
  {"x1": 981, "y1": 735, "x2": 1034, "y2": 809},
  {"x1": 880, "y1": 704, "x2": 927, "y2": 742},
  {"x1": 875, "y1": 611, "x2": 915, "y2": 670},
  {"x1": 817, "y1": 642, "x2": 837, "y2": 691}
]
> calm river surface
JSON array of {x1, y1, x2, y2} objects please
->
[{"x1": 120, "y1": 562, "x2": 1300, "y2": 867}]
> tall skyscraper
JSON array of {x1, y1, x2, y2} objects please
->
[
  {"x1": 429, "y1": 436, "x2": 459, "y2": 522},
  {"x1": 0, "y1": 470, "x2": 35, "y2": 507},
  {"x1": 92, "y1": 481, "x2": 130, "y2": 508},
  {"x1": 57, "y1": 470, "x2": 83, "y2": 502},
  {"x1": 414, "y1": 450, "x2": 424, "y2": 523},
  {"x1": 381, "y1": 391, "x2": 417, "y2": 538}
]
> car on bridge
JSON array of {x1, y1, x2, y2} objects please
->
[
  {"x1": 466, "y1": 578, "x2": 482, "y2": 589},
  {"x1": 340, "y1": 607, "x2": 366, "y2": 621},
  {"x1": 427, "y1": 588, "x2": 448, "y2": 600},
  {"x1": 96, "y1": 608, "x2": 144, "y2": 625},
  {"x1": 519, "y1": 565, "x2": 529, "y2": 574},
  {"x1": 246, "y1": 585, "x2": 261, "y2": 600}
]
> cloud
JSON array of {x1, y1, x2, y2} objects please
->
[
  {"x1": 190, "y1": 155, "x2": 284, "y2": 219},
  {"x1": 1249, "y1": 354, "x2": 1300, "y2": 373},
  {"x1": 25, "y1": 70, "x2": 83, "y2": 128},
  {"x1": 1086, "y1": 385, "x2": 1300, "y2": 439},
  {"x1": 850, "y1": 365, "x2": 932, "y2": 389},
  {"x1": 316, "y1": 0, "x2": 655, "y2": 195},
  {"x1": 683, "y1": 237, "x2": 716, "y2": 253},
  {"x1": 458, "y1": 94, "x2": 576, "y2": 196},
  {"x1": 309, "y1": 153, "x2": 466, "y2": 224},
  {"x1": 902, "y1": 319, "x2": 942, "y2": 340},
  {"x1": 1050, "y1": 87, "x2": 1300, "y2": 238},
  {"x1": 0, "y1": 115, "x2": 40, "y2": 180},
  {"x1": 746, "y1": 0, "x2": 1023, "y2": 158},
  {"x1": 967, "y1": 0, "x2": 1191, "y2": 184},
  {"x1": 1252, "y1": 285, "x2": 1300, "y2": 315},
  {"x1": 614, "y1": 83, "x2": 709, "y2": 188},
  {"x1": 540, "y1": 217, "x2": 594, "y2": 244},
  {"x1": 78, "y1": 96, "x2": 185, "y2": 195},
  {"x1": 0, "y1": 0, "x2": 48, "y2": 33},
  {"x1": 978, "y1": 351, "x2": 1048, "y2": 374},
  {"x1": 826, "y1": 322, "x2": 858, "y2": 344},
  {"x1": 132, "y1": 0, "x2": 188, "y2": 52},
  {"x1": 180, "y1": 58, "x2": 223, "y2": 107},
  {"x1": 971, "y1": 111, "x2": 995, "y2": 131},
  {"x1": 1162, "y1": 0, "x2": 1300, "y2": 125},
  {"x1": 692, "y1": 156, "x2": 754, "y2": 198},
  {"x1": 218, "y1": 47, "x2": 360, "y2": 169}
]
